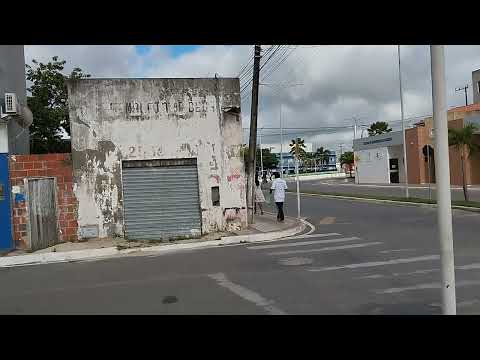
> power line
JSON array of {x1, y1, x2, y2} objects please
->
[{"x1": 240, "y1": 45, "x2": 285, "y2": 95}]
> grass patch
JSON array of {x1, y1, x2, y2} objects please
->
[{"x1": 288, "y1": 190, "x2": 480, "y2": 209}]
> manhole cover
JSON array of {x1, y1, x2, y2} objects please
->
[
  {"x1": 278, "y1": 257, "x2": 313, "y2": 266},
  {"x1": 162, "y1": 296, "x2": 178, "y2": 304}
]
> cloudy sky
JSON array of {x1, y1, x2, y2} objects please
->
[{"x1": 24, "y1": 45, "x2": 480, "y2": 154}]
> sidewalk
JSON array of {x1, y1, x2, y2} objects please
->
[{"x1": 0, "y1": 213, "x2": 307, "y2": 268}]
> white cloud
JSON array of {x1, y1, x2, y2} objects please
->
[{"x1": 24, "y1": 45, "x2": 480, "y2": 151}]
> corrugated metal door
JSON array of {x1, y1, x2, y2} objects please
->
[
  {"x1": 0, "y1": 154, "x2": 13, "y2": 251},
  {"x1": 122, "y1": 158, "x2": 202, "y2": 241},
  {"x1": 27, "y1": 178, "x2": 59, "y2": 251}
]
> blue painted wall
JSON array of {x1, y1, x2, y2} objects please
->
[{"x1": 0, "y1": 154, "x2": 13, "y2": 250}]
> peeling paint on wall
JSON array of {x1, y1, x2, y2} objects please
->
[{"x1": 67, "y1": 78, "x2": 247, "y2": 239}]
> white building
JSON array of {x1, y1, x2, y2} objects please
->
[
  {"x1": 67, "y1": 78, "x2": 247, "y2": 241},
  {"x1": 353, "y1": 131, "x2": 406, "y2": 184}
]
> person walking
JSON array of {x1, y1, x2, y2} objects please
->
[
  {"x1": 270, "y1": 172, "x2": 287, "y2": 222},
  {"x1": 254, "y1": 179, "x2": 265, "y2": 215}
]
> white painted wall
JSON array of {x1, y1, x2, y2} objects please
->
[
  {"x1": 68, "y1": 78, "x2": 247, "y2": 239},
  {"x1": 354, "y1": 147, "x2": 389, "y2": 184},
  {"x1": 0, "y1": 123, "x2": 8, "y2": 153}
]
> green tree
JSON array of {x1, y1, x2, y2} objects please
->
[
  {"x1": 289, "y1": 137, "x2": 307, "y2": 160},
  {"x1": 257, "y1": 148, "x2": 279, "y2": 170},
  {"x1": 315, "y1": 146, "x2": 329, "y2": 166},
  {"x1": 241, "y1": 145, "x2": 279, "y2": 174},
  {"x1": 340, "y1": 151, "x2": 354, "y2": 177},
  {"x1": 448, "y1": 123, "x2": 480, "y2": 202},
  {"x1": 367, "y1": 121, "x2": 392, "y2": 136},
  {"x1": 26, "y1": 56, "x2": 90, "y2": 154}
]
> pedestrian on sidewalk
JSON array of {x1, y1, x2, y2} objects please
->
[
  {"x1": 254, "y1": 179, "x2": 265, "y2": 215},
  {"x1": 270, "y1": 172, "x2": 287, "y2": 222}
]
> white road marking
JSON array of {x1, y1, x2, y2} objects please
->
[
  {"x1": 376, "y1": 283, "x2": 440, "y2": 294},
  {"x1": 431, "y1": 299, "x2": 480, "y2": 308},
  {"x1": 278, "y1": 257, "x2": 313, "y2": 266},
  {"x1": 207, "y1": 273, "x2": 287, "y2": 315},
  {"x1": 267, "y1": 242, "x2": 382, "y2": 256},
  {"x1": 376, "y1": 280, "x2": 480, "y2": 294},
  {"x1": 247, "y1": 237, "x2": 361, "y2": 250},
  {"x1": 457, "y1": 263, "x2": 480, "y2": 270},
  {"x1": 281, "y1": 233, "x2": 342, "y2": 241},
  {"x1": 308, "y1": 255, "x2": 440, "y2": 272},
  {"x1": 356, "y1": 268, "x2": 439, "y2": 280},
  {"x1": 247, "y1": 232, "x2": 342, "y2": 246},
  {"x1": 357, "y1": 274, "x2": 386, "y2": 279},
  {"x1": 392, "y1": 268, "x2": 439, "y2": 276},
  {"x1": 358, "y1": 264, "x2": 480, "y2": 280},
  {"x1": 379, "y1": 249, "x2": 416, "y2": 254}
]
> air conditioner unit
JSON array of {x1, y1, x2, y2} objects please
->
[{"x1": 4, "y1": 93, "x2": 17, "y2": 114}]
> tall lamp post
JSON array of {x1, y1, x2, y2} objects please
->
[
  {"x1": 431, "y1": 45, "x2": 456, "y2": 315},
  {"x1": 398, "y1": 45, "x2": 410, "y2": 198},
  {"x1": 259, "y1": 83, "x2": 303, "y2": 178}
]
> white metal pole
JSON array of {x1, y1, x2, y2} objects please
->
[
  {"x1": 353, "y1": 117, "x2": 358, "y2": 140},
  {"x1": 398, "y1": 45, "x2": 410, "y2": 198},
  {"x1": 280, "y1": 104, "x2": 283, "y2": 178},
  {"x1": 260, "y1": 127, "x2": 264, "y2": 178},
  {"x1": 427, "y1": 145, "x2": 432, "y2": 200},
  {"x1": 430, "y1": 45, "x2": 456, "y2": 315},
  {"x1": 295, "y1": 139, "x2": 301, "y2": 219}
]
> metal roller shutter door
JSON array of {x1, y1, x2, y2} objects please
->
[{"x1": 122, "y1": 160, "x2": 202, "y2": 240}]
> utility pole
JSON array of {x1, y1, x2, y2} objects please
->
[
  {"x1": 455, "y1": 85, "x2": 469, "y2": 107},
  {"x1": 398, "y1": 45, "x2": 410, "y2": 198},
  {"x1": 247, "y1": 45, "x2": 262, "y2": 225},
  {"x1": 295, "y1": 138, "x2": 301, "y2": 219},
  {"x1": 431, "y1": 45, "x2": 456, "y2": 315}
]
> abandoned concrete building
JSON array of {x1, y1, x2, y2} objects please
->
[{"x1": 67, "y1": 78, "x2": 247, "y2": 241}]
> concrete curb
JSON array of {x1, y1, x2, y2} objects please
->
[
  {"x1": 0, "y1": 219, "x2": 308, "y2": 268},
  {"x1": 295, "y1": 191, "x2": 480, "y2": 213}
]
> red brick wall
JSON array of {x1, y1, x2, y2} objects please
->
[{"x1": 9, "y1": 154, "x2": 78, "y2": 249}]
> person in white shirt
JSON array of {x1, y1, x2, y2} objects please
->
[{"x1": 270, "y1": 172, "x2": 287, "y2": 222}]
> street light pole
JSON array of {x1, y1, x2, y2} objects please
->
[
  {"x1": 259, "y1": 127, "x2": 264, "y2": 179},
  {"x1": 280, "y1": 104, "x2": 283, "y2": 178},
  {"x1": 259, "y1": 83, "x2": 303, "y2": 178},
  {"x1": 431, "y1": 45, "x2": 456, "y2": 315},
  {"x1": 295, "y1": 137, "x2": 301, "y2": 219},
  {"x1": 398, "y1": 45, "x2": 410, "y2": 198}
]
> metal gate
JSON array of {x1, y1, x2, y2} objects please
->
[
  {"x1": 0, "y1": 154, "x2": 13, "y2": 251},
  {"x1": 122, "y1": 158, "x2": 202, "y2": 241},
  {"x1": 26, "y1": 178, "x2": 59, "y2": 251}
]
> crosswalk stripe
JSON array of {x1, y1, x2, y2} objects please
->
[
  {"x1": 280, "y1": 233, "x2": 341, "y2": 241},
  {"x1": 308, "y1": 255, "x2": 440, "y2": 272},
  {"x1": 248, "y1": 237, "x2": 361, "y2": 250},
  {"x1": 267, "y1": 242, "x2": 382, "y2": 256}
]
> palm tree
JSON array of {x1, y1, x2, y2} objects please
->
[
  {"x1": 448, "y1": 123, "x2": 479, "y2": 202},
  {"x1": 315, "y1": 146, "x2": 329, "y2": 169},
  {"x1": 289, "y1": 138, "x2": 307, "y2": 160}
]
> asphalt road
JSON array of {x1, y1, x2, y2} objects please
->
[
  {"x1": 1, "y1": 193, "x2": 480, "y2": 314},
  {"x1": 286, "y1": 177, "x2": 480, "y2": 202}
]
